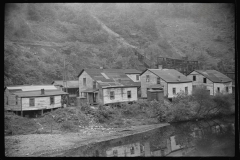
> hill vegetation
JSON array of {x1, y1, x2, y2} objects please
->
[{"x1": 4, "y1": 3, "x2": 235, "y2": 85}]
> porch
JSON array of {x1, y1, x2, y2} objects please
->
[{"x1": 81, "y1": 88, "x2": 99, "y2": 105}]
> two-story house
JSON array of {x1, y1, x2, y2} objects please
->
[
  {"x1": 140, "y1": 69, "x2": 192, "y2": 101},
  {"x1": 187, "y1": 70, "x2": 233, "y2": 95},
  {"x1": 78, "y1": 69, "x2": 141, "y2": 105}
]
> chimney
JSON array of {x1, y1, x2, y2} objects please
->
[
  {"x1": 158, "y1": 65, "x2": 163, "y2": 70},
  {"x1": 41, "y1": 89, "x2": 45, "y2": 95}
]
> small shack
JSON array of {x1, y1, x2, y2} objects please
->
[
  {"x1": 4, "y1": 85, "x2": 68, "y2": 117},
  {"x1": 147, "y1": 84, "x2": 164, "y2": 102}
]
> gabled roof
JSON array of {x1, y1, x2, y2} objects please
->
[
  {"x1": 13, "y1": 90, "x2": 68, "y2": 98},
  {"x1": 143, "y1": 69, "x2": 192, "y2": 83},
  {"x1": 5, "y1": 85, "x2": 58, "y2": 92},
  {"x1": 52, "y1": 80, "x2": 78, "y2": 88},
  {"x1": 191, "y1": 70, "x2": 232, "y2": 83},
  {"x1": 78, "y1": 69, "x2": 140, "y2": 88}
]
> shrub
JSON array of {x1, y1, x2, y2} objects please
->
[{"x1": 60, "y1": 121, "x2": 78, "y2": 132}]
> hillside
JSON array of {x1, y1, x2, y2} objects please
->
[{"x1": 4, "y1": 3, "x2": 235, "y2": 85}]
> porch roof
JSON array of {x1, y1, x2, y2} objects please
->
[{"x1": 81, "y1": 88, "x2": 99, "y2": 93}]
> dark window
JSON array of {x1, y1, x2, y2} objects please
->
[
  {"x1": 226, "y1": 87, "x2": 229, "y2": 92},
  {"x1": 140, "y1": 144, "x2": 144, "y2": 153},
  {"x1": 157, "y1": 77, "x2": 161, "y2": 84},
  {"x1": 29, "y1": 98, "x2": 35, "y2": 106},
  {"x1": 16, "y1": 96, "x2": 18, "y2": 105},
  {"x1": 127, "y1": 91, "x2": 131, "y2": 98},
  {"x1": 193, "y1": 75, "x2": 196, "y2": 81},
  {"x1": 173, "y1": 88, "x2": 176, "y2": 95},
  {"x1": 136, "y1": 75, "x2": 139, "y2": 81},
  {"x1": 50, "y1": 96, "x2": 54, "y2": 104},
  {"x1": 185, "y1": 87, "x2": 188, "y2": 94},
  {"x1": 93, "y1": 81, "x2": 96, "y2": 89},
  {"x1": 130, "y1": 147, "x2": 135, "y2": 154},
  {"x1": 203, "y1": 78, "x2": 207, "y2": 83},
  {"x1": 83, "y1": 78, "x2": 86, "y2": 86},
  {"x1": 113, "y1": 150, "x2": 118, "y2": 157},
  {"x1": 110, "y1": 91, "x2": 115, "y2": 100},
  {"x1": 146, "y1": 75, "x2": 150, "y2": 82},
  {"x1": 217, "y1": 87, "x2": 220, "y2": 93}
]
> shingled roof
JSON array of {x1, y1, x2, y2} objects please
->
[
  {"x1": 52, "y1": 80, "x2": 78, "y2": 88},
  {"x1": 78, "y1": 69, "x2": 140, "y2": 88},
  {"x1": 6, "y1": 85, "x2": 58, "y2": 92},
  {"x1": 193, "y1": 70, "x2": 232, "y2": 83},
  {"x1": 144, "y1": 69, "x2": 192, "y2": 83}
]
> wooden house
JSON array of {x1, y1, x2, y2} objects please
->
[
  {"x1": 140, "y1": 69, "x2": 193, "y2": 101},
  {"x1": 52, "y1": 80, "x2": 79, "y2": 105},
  {"x1": 78, "y1": 69, "x2": 141, "y2": 105},
  {"x1": 187, "y1": 70, "x2": 233, "y2": 95},
  {"x1": 4, "y1": 85, "x2": 68, "y2": 116}
]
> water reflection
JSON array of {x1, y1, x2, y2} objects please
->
[{"x1": 63, "y1": 116, "x2": 235, "y2": 157}]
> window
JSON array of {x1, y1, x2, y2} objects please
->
[
  {"x1": 203, "y1": 78, "x2": 207, "y2": 83},
  {"x1": 173, "y1": 88, "x2": 176, "y2": 95},
  {"x1": 93, "y1": 81, "x2": 96, "y2": 89},
  {"x1": 157, "y1": 77, "x2": 161, "y2": 84},
  {"x1": 140, "y1": 144, "x2": 144, "y2": 153},
  {"x1": 29, "y1": 98, "x2": 35, "y2": 106},
  {"x1": 217, "y1": 87, "x2": 220, "y2": 93},
  {"x1": 16, "y1": 96, "x2": 18, "y2": 105},
  {"x1": 113, "y1": 150, "x2": 118, "y2": 157},
  {"x1": 146, "y1": 75, "x2": 150, "y2": 82},
  {"x1": 226, "y1": 87, "x2": 229, "y2": 93},
  {"x1": 50, "y1": 96, "x2": 54, "y2": 104},
  {"x1": 127, "y1": 91, "x2": 131, "y2": 98},
  {"x1": 136, "y1": 75, "x2": 139, "y2": 81},
  {"x1": 130, "y1": 147, "x2": 135, "y2": 154},
  {"x1": 110, "y1": 91, "x2": 115, "y2": 100},
  {"x1": 83, "y1": 78, "x2": 86, "y2": 86},
  {"x1": 193, "y1": 75, "x2": 196, "y2": 81},
  {"x1": 185, "y1": 87, "x2": 188, "y2": 94}
]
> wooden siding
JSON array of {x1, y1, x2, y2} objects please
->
[
  {"x1": 140, "y1": 70, "x2": 167, "y2": 98},
  {"x1": 214, "y1": 82, "x2": 232, "y2": 95},
  {"x1": 126, "y1": 74, "x2": 141, "y2": 82},
  {"x1": 79, "y1": 71, "x2": 94, "y2": 97},
  {"x1": 103, "y1": 87, "x2": 137, "y2": 104},
  {"x1": 168, "y1": 82, "x2": 192, "y2": 98}
]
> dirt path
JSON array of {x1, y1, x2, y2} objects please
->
[{"x1": 5, "y1": 123, "x2": 169, "y2": 157}]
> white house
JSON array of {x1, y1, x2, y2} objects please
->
[
  {"x1": 187, "y1": 70, "x2": 233, "y2": 95},
  {"x1": 78, "y1": 69, "x2": 141, "y2": 105},
  {"x1": 4, "y1": 85, "x2": 68, "y2": 117},
  {"x1": 140, "y1": 69, "x2": 193, "y2": 101}
]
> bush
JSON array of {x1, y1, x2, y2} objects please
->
[{"x1": 60, "y1": 121, "x2": 78, "y2": 132}]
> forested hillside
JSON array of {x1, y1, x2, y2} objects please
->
[{"x1": 4, "y1": 3, "x2": 235, "y2": 85}]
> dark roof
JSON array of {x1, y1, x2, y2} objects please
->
[
  {"x1": 146, "y1": 69, "x2": 192, "y2": 83},
  {"x1": 14, "y1": 90, "x2": 68, "y2": 98},
  {"x1": 123, "y1": 69, "x2": 142, "y2": 74},
  {"x1": 78, "y1": 69, "x2": 140, "y2": 88},
  {"x1": 193, "y1": 70, "x2": 232, "y2": 83},
  {"x1": 52, "y1": 80, "x2": 78, "y2": 88},
  {"x1": 147, "y1": 84, "x2": 164, "y2": 89}
]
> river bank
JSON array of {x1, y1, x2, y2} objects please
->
[{"x1": 5, "y1": 123, "x2": 169, "y2": 157}]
